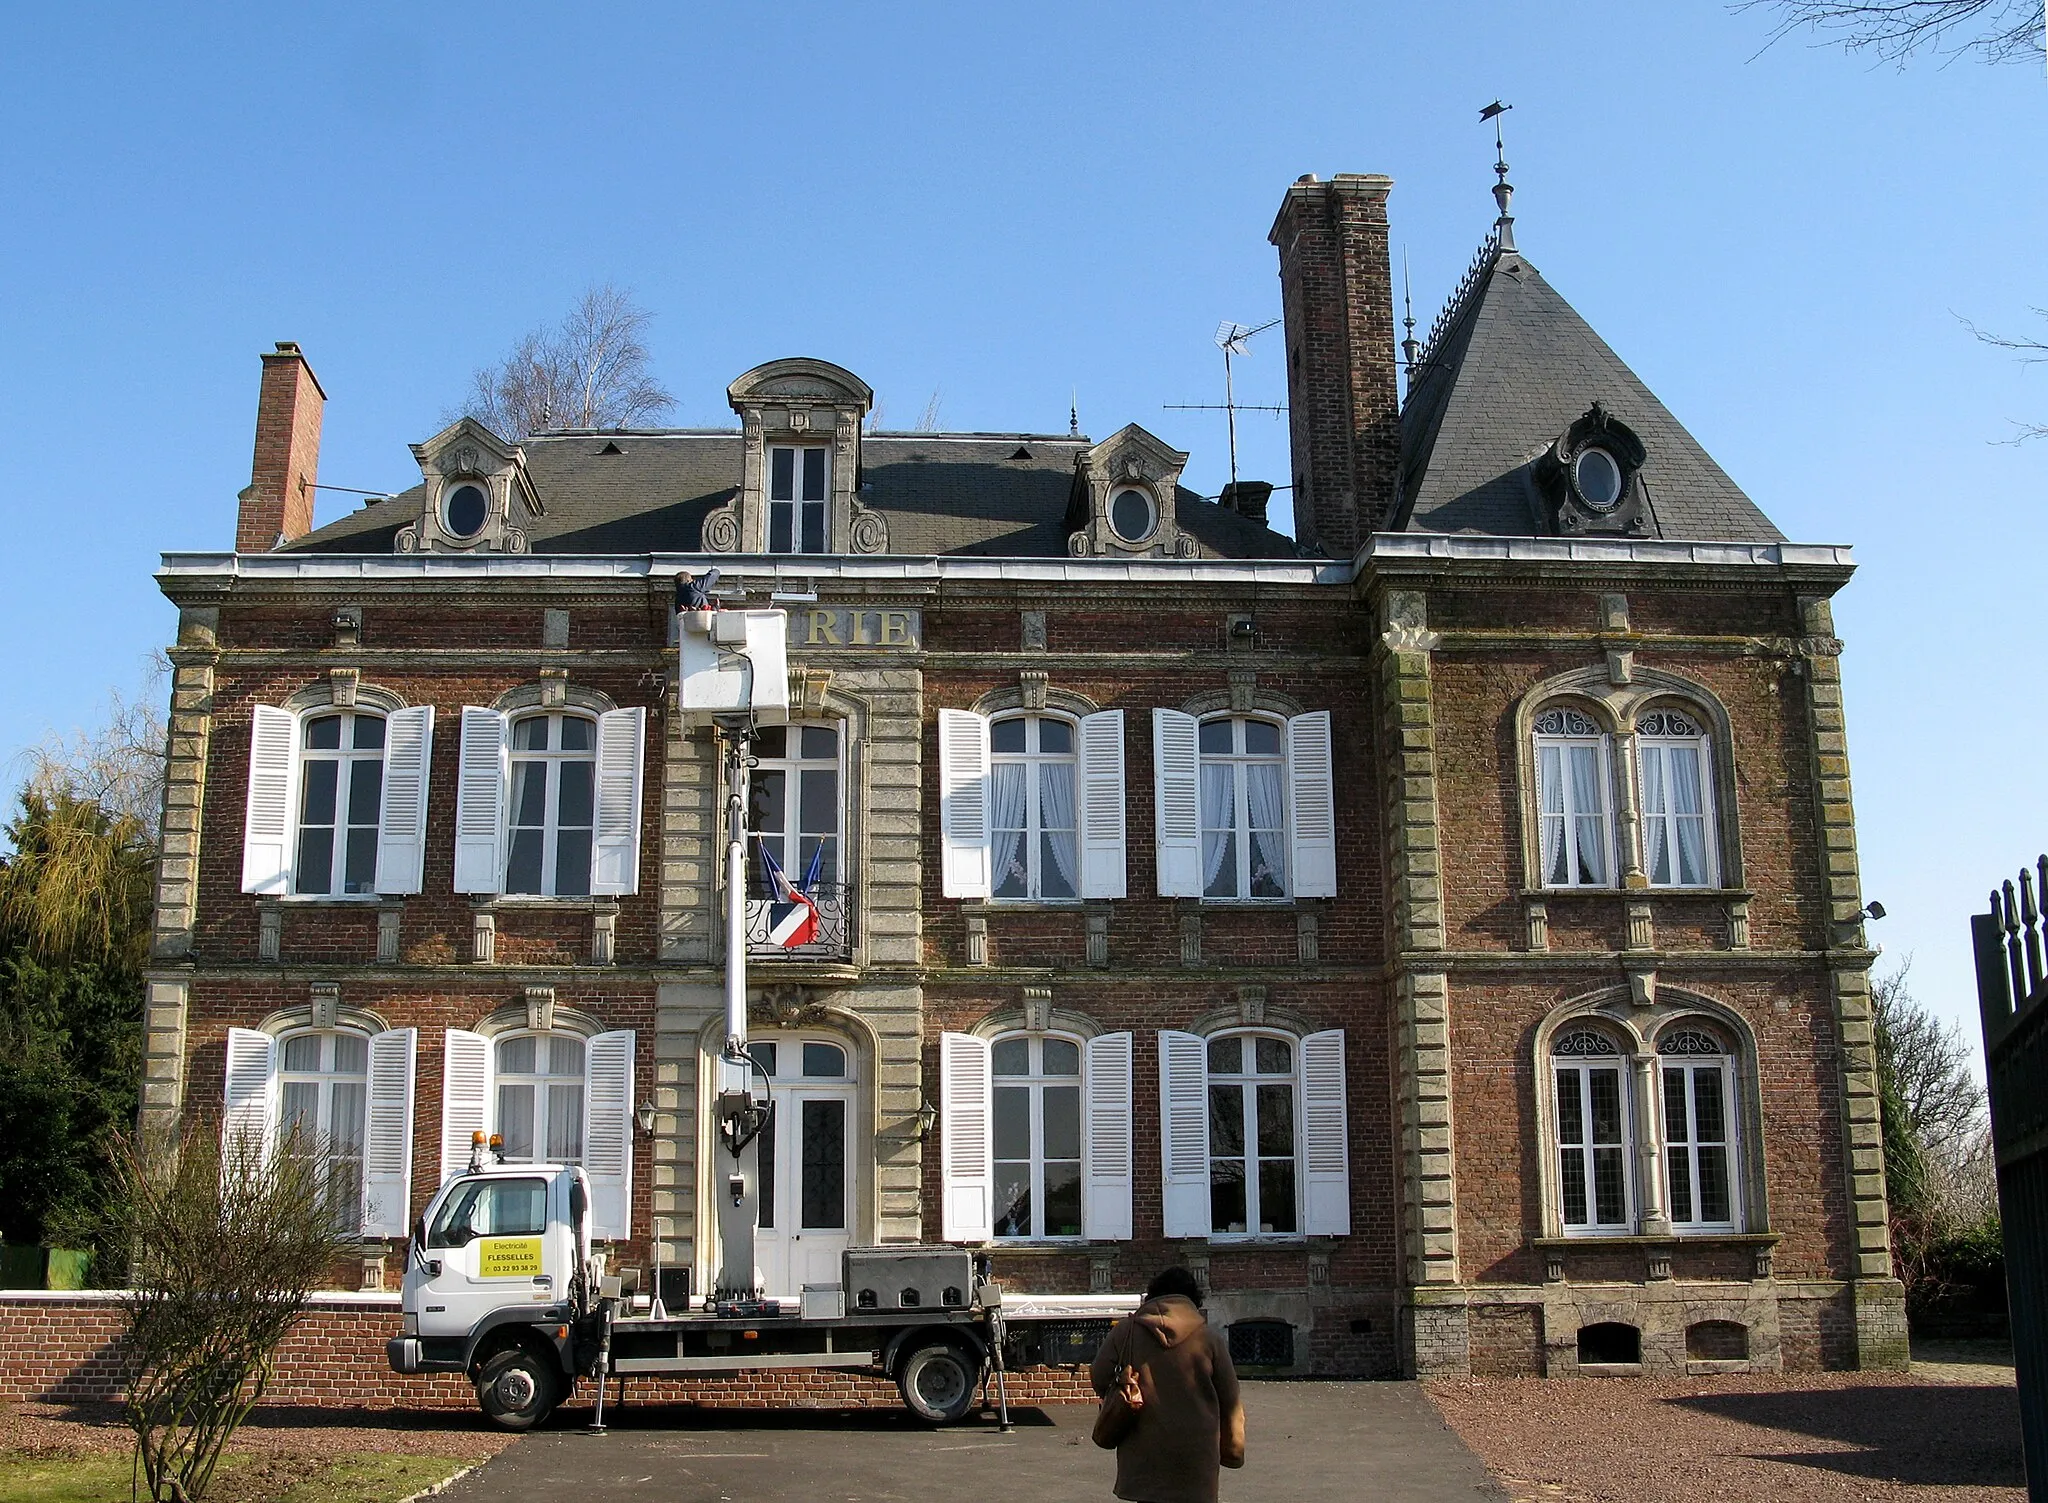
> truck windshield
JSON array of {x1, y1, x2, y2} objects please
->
[{"x1": 427, "y1": 1177, "x2": 549, "y2": 1248}]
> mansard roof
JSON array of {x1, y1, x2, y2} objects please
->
[
  {"x1": 287, "y1": 430, "x2": 1298, "y2": 560},
  {"x1": 1397, "y1": 243, "x2": 1783, "y2": 543}
]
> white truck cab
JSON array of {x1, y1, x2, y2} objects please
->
[{"x1": 388, "y1": 1157, "x2": 596, "y2": 1427}]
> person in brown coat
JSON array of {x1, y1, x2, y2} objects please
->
[{"x1": 1089, "y1": 1268, "x2": 1245, "y2": 1503}]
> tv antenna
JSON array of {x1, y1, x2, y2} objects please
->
[{"x1": 1165, "y1": 318, "x2": 1285, "y2": 489}]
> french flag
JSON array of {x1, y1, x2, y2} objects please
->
[{"x1": 759, "y1": 840, "x2": 822, "y2": 949}]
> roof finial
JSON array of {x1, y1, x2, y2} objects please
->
[
  {"x1": 1400, "y1": 248, "x2": 1420, "y2": 384},
  {"x1": 1480, "y1": 99, "x2": 1516, "y2": 253},
  {"x1": 1069, "y1": 389, "x2": 1080, "y2": 438}
]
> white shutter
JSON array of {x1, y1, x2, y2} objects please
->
[
  {"x1": 938, "y1": 710, "x2": 992, "y2": 899},
  {"x1": 1082, "y1": 1031, "x2": 1134, "y2": 1241},
  {"x1": 361, "y1": 1028, "x2": 417, "y2": 1238},
  {"x1": 1287, "y1": 711, "x2": 1337, "y2": 898},
  {"x1": 240, "y1": 705, "x2": 298, "y2": 894},
  {"x1": 452, "y1": 707, "x2": 509, "y2": 895},
  {"x1": 1300, "y1": 1028, "x2": 1351, "y2": 1235},
  {"x1": 373, "y1": 707, "x2": 433, "y2": 896},
  {"x1": 221, "y1": 1027, "x2": 277, "y2": 1162},
  {"x1": 438, "y1": 1029, "x2": 492, "y2": 1184},
  {"x1": 584, "y1": 1030, "x2": 635, "y2": 1240},
  {"x1": 1158, "y1": 1030, "x2": 1211, "y2": 1237},
  {"x1": 1152, "y1": 710, "x2": 1201, "y2": 898},
  {"x1": 591, "y1": 707, "x2": 646, "y2": 896},
  {"x1": 1077, "y1": 710, "x2": 1127, "y2": 900},
  {"x1": 939, "y1": 1032, "x2": 993, "y2": 1242}
]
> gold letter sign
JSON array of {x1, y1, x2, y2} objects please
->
[{"x1": 802, "y1": 608, "x2": 921, "y2": 649}]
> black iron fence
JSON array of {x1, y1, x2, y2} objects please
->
[
  {"x1": 745, "y1": 881, "x2": 852, "y2": 961},
  {"x1": 1971, "y1": 856, "x2": 2048, "y2": 1499}
]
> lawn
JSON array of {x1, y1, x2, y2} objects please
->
[{"x1": 0, "y1": 1451, "x2": 474, "y2": 1503}]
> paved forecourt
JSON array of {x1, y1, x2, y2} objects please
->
[{"x1": 439, "y1": 1380, "x2": 1503, "y2": 1501}]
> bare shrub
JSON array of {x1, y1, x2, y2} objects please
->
[{"x1": 116, "y1": 1121, "x2": 353, "y2": 1501}]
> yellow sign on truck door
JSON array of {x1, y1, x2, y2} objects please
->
[{"x1": 477, "y1": 1236, "x2": 544, "y2": 1279}]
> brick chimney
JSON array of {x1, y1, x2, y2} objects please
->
[
  {"x1": 236, "y1": 341, "x2": 325, "y2": 552},
  {"x1": 1269, "y1": 174, "x2": 1400, "y2": 556}
]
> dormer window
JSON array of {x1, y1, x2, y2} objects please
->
[
  {"x1": 442, "y1": 481, "x2": 490, "y2": 540},
  {"x1": 1109, "y1": 487, "x2": 1156, "y2": 545},
  {"x1": 1539, "y1": 403, "x2": 1647, "y2": 536},
  {"x1": 769, "y1": 444, "x2": 830, "y2": 554}
]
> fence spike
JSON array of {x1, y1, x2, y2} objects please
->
[
  {"x1": 2006, "y1": 880, "x2": 2028, "y2": 1013},
  {"x1": 2025, "y1": 866, "x2": 2046, "y2": 996}
]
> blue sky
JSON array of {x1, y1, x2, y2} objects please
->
[{"x1": 0, "y1": 2, "x2": 2041, "y2": 1046}]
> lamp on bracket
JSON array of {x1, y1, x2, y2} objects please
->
[
  {"x1": 915, "y1": 1097, "x2": 939, "y2": 1141},
  {"x1": 635, "y1": 1098, "x2": 657, "y2": 1136}
]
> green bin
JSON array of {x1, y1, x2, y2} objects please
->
[
  {"x1": 0, "y1": 1243, "x2": 46, "y2": 1289},
  {"x1": 45, "y1": 1247, "x2": 90, "y2": 1289}
]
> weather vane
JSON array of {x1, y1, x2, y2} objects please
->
[{"x1": 1480, "y1": 100, "x2": 1516, "y2": 251}]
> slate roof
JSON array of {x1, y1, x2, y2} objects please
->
[
  {"x1": 1396, "y1": 246, "x2": 1783, "y2": 543},
  {"x1": 289, "y1": 432, "x2": 1300, "y2": 560}
]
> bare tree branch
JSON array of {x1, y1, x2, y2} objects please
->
[
  {"x1": 1737, "y1": 0, "x2": 2045, "y2": 64},
  {"x1": 915, "y1": 388, "x2": 944, "y2": 433},
  {"x1": 459, "y1": 283, "x2": 676, "y2": 439}
]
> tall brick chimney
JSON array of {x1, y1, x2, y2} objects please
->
[
  {"x1": 236, "y1": 341, "x2": 325, "y2": 552},
  {"x1": 1270, "y1": 174, "x2": 1400, "y2": 556}
]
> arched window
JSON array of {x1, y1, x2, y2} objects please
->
[
  {"x1": 294, "y1": 711, "x2": 385, "y2": 896},
  {"x1": 277, "y1": 1029, "x2": 368, "y2": 1230},
  {"x1": 1207, "y1": 1031, "x2": 1299, "y2": 1235},
  {"x1": 1551, "y1": 1028, "x2": 1632, "y2": 1233},
  {"x1": 1659, "y1": 1026, "x2": 1740, "y2": 1231},
  {"x1": 507, "y1": 712, "x2": 596, "y2": 896},
  {"x1": 1198, "y1": 717, "x2": 1287, "y2": 901},
  {"x1": 1636, "y1": 707, "x2": 1719, "y2": 888},
  {"x1": 495, "y1": 1032, "x2": 586, "y2": 1164},
  {"x1": 1533, "y1": 707, "x2": 1613, "y2": 888},
  {"x1": 990, "y1": 1033, "x2": 1084, "y2": 1239},
  {"x1": 990, "y1": 715, "x2": 1080, "y2": 901}
]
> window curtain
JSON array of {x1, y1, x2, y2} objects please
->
[
  {"x1": 1537, "y1": 744, "x2": 1566, "y2": 885},
  {"x1": 1640, "y1": 744, "x2": 1669, "y2": 885},
  {"x1": 1567, "y1": 744, "x2": 1607, "y2": 885},
  {"x1": 1669, "y1": 745, "x2": 1708, "y2": 885},
  {"x1": 1038, "y1": 761, "x2": 1078, "y2": 895},
  {"x1": 990, "y1": 762, "x2": 1028, "y2": 895},
  {"x1": 1199, "y1": 764, "x2": 1234, "y2": 891},
  {"x1": 1245, "y1": 762, "x2": 1286, "y2": 895}
]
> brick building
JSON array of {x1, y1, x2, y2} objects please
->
[{"x1": 139, "y1": 167, "x2": 1902, "y2": 1381}]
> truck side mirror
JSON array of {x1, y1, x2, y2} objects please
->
[{"x1": 569, "y1": 1178, "x2": 588, "y2": 1227}]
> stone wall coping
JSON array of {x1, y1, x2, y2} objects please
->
[
  {"x1": 0, "y1": 1289, "x2": 402, "y2": 1307},
  {"x1": 1529, "y1": 1232, "x2": 1780, "y2": 1250},
  {"x1": 157, "y1": 535, "x2": 1852, "y2": 595}
]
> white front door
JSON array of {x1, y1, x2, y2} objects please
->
[{"x1": 750, "y1": 1034, "x2": 857, "y2": 1299}]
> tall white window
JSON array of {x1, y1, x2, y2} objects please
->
[
  {"x1": 495, "y1": 1033, "x2": 586, "y2": 1164},
  {"x1": 1636, "y1": 708, "x2": 1718, "y2": 888},
  {"x1": 768, "y1": 444, "x2": 829, "y2": 554},
  {"x1": 747, "y1": 723, "x2": 842, "y2": 895},
  {"x1": 277, "y1": 1030, "x2": 368, "y2": 1231},
  {"x1": 1198, "y1": 717, "x2": 1287, "y2": 901},
  {"x1": 991, "y1": 1034, "x2": 1084, "y2": 1239},
  {"x1": 507, "y1": 713, "x2": 596, "y2": 896},
  {"x1": 293, "y1": 712, "x2": 384, "y2": 896},
  {"x1": 1660, "y1": 1028, "x2": 1740, "y2": 1231},
  {"x1": 1207, "y1": 1032, "x2": 1298, "y2": 1236},
  {"x1": 1534, "y1": 706, "x2": 1613, "y2": 887},
  {"x1": 1552, "y1": 1029, "x2": 1632, "y2": 1234},
  {"x1": 991, "y1": 716, "x2": 1079, "y2": 901}
]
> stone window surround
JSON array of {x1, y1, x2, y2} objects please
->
[
  {"x1": 1529, "y1": 987, "x2": 1770, "y2": 1246},
  {"x1": 966, "y1": 683, "x2": 1103, "y2": 910},
  {"x1": 1513, "y1": 666, "x2": 1746, "y2": 913},
  {"x1": 705, "y1": 358, "x2": 889, "y2": 556}
]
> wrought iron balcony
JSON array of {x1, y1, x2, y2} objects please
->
[{"x1": 745, "y1": 880, "x2": 852, "y2": 961}]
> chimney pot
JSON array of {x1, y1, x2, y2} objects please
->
[{"x1": 1219, "y1": 480, "x2": 1274, "y2": 526}]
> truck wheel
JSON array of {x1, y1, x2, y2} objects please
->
[
  {"x1": 897, "y1": 1342, "x2": 979, "y2": 1425},
  {"x1": 477, "y1": 1348, "x2": 559, "y2": 1431}
]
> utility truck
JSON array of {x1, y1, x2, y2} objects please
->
[{"x1": 388, "y1": 594, "x2": 1131, "y2": 1430}]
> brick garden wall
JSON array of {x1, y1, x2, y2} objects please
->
[{"x1": 0, "y1": 1294, "x2": 1095, "y2": 1409}]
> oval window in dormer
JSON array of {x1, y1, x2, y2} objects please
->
[
  {"x1": 1572, "y1": 449, "x2": 1622, "y2": 511},
  {"x1": 1109, "y1": 487, "x2": 1155, "y2": 543},
  {"x1": 443, "y1": 482, "x2": 489, "y2": 539}
]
